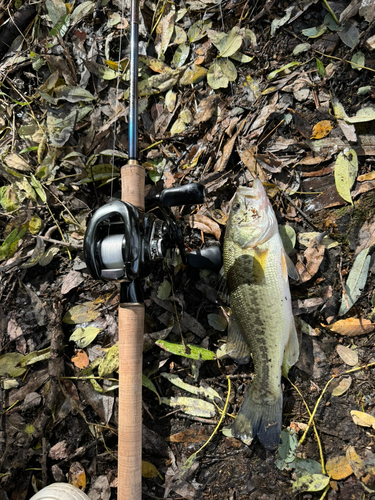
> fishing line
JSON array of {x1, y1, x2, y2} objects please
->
[{"x1": 110, "y1": 0, "x2": 126, "y2": 203}]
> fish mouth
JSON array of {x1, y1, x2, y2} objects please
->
[{"x1": 237, "y1": 179, "x2": 263, "y2": 199}]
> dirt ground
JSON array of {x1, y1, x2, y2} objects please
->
[{"x1": 0, "y1": 0, "x2": 375, "y2": 499}]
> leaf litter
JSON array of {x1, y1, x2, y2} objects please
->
[{"x1": 1, "y1": 0, "x2": 375, "y2": 498}]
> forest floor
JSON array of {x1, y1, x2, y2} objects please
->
[{"x1": 0, "y1": 0, "x2": 375, "y2": 499}]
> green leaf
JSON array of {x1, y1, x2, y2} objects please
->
[
  {"x1": 334, "y1": 148, "x2": 358, "y2": 204},
  {"x1": 316, "y1": 58, "x2": 325, "y2": 79},
  {"x1": 54, "y1": 86, "x2": 95, "y2": 102},
  {"x1": 188, "y1": 19, "x2": 212, "y2": 43},
  {"x1": 30, "y1": 174, "x2": 47, "y2": 203},
  {"x1": 276, "y1": 429, "x2": 298, "y2": 470},
  {"x1": 161, "y1": 396, "x2": 216, "y2": 418},
  {"x1": 46, "y1": 0, "x2": 66, "y2": 25},
  {"x1": 357, "y1": 86, "x2": 371, "y2": 96},
  {"x1": 171, "y1": 43, "x2": 190, "y2": 68},
  {"x1": 294, "y1": 458, "x2": 323, "y2": 477},
  {"x1": 291, "y1": 474, "x2": 330, "y2": 493},
  {"x1": 98, "y1": 344, "x2": 119, "y2": 377},
  {"x1": 229, "y1": 51, "x2": 253, "y2": 63},
  {"x1": 351, "y1": 51, "x2": 365, "y2": 71},
  {"x1": 0, "y1": 226, "x2": 27, "y2": 261},
  {"x1": 323, "y1": 13, "x2": 340, "y2": 31},
  {"x1": 70, "y1": 1, "x2": 95, "y2": 25},
  {"x1": 28, "y1": 214, "x2": 43, "y2": 234},
  {"x1": 157, "y1": 279, "x2": 172, "y2": 300},
  {"x1": 301, "y1": 25, "x2": 327, "y2": 38},
  {"x1": 339, "y1": 247, "x2": 371, "y2": 316},
  {"x1": 0, "y1": 353, "x2": 26, "y2": 377},
  {"x1": 156, "y1": 340, "x2": 215, "y2": 361},
  {"x1": 215, "y1": 27, "x2": 243, "y2": 58},
  {"x1": 278, "y1": 225, "x2": 296, "y2": 254},
  {"x1": 19, "y1": 347, "x2": 50, "y2": 366},
  {"x1": 292, "y1": 43, "x2": 311, "y2": 55},
  {"x1": 271, "y1": 6, "x2": 293, "y2": 37},
  {"x1": 207, "y1": 59, "x2": 237, "y2": 90},
  {"x1": 161, "y1": 372, "x2": 221, "y2": 400},
  {"x1": 0, "y1": 185, "x2": 20, "y2": 212},
  {"x1": 63, "y1": 301, "x2": 101, "y2": 324},
  {"x1": 70, "y1": 327, "x2": 101, "y2": 348},
  {"x1": 339, "y1": 21, "x2": 359, "y2": 49},
  {"x1": 207, "y1": 313, "x2": 227, "y2": 332},
  {"x1": 142, "y1": 374, "x2": 161, "y2": 404},
  {"x1": 267, "y1": 61, "x2": 301, "y2": 80}
]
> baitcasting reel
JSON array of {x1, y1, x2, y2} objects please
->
[{"x1": 84, "y1": 183, "x2": 222, "y2": 300}]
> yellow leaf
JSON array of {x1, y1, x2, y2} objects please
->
[
  {"x1": 311, "y1": 120, "x2": 333, "y2": 139},
  {"x1": 351, "y1": 410, "x2": 375, "y2": 429},
  {"x1": 346, "y1": 446, "x2": 366, "y2": 479},
  {"x1": 326, "y1": 455, "x2": 353, "y2": 480},
  {"x1": 334, "y1": 148, "x2": 358, "y2": 204},
  {"x1": 332, "y1": 376, "x2": 352, "y2": 397},
  {"x1": 142, "y1": 461, "x2": 163, "y2": 479}
]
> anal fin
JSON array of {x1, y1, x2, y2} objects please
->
[
  {"x1": 226, "y1": 314, "x2": 250, "y2": 365},
  {"x1": 282, "y1": 318, "x2": 300, "y2": 377}
]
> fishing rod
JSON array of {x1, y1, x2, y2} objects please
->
[{"x1": 83, "y1": 1, "x2": 222, "y2": 498}]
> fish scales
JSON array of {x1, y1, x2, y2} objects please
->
[{"x1": 223, "y1": 179, "x2": 299, "y2": 450}]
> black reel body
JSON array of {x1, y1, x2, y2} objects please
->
[{"x1": 84, "y1": 184, "x2": 222, "y2": 301}]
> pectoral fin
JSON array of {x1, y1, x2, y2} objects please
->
[
  {"x1": 282, "y1": 319, "x2": 300, "y2": 377},
  {"x1": 226, "y1": 314, "x2": 251, "y2": 365},
  {"x1": 217, "y1": 266, "x2": 230, "y2": 304}
]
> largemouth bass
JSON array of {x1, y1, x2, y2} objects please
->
[{"x1": 223, "y1": 179, "x2": 299, "y2": 450}]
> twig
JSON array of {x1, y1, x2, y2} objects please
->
[
  {"x1": 322, "y1": 0, "x2": 339, "y2": 24},
  {"x1": 279, "y1": 189, "x2": 320, "y2": 231}
]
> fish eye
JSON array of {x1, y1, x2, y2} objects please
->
[{"x1": 232, "y1": 202, "x2": 241, "y2": 212}]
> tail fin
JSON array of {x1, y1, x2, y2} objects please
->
[{"x1": 232, "y1": 384, "x2": 282, "y2": 450}]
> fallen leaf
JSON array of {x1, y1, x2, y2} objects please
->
[
  {"x1": 326, "y1": 455, "x2": 353, "y2": 480},
  {"x1": 63, "y1": 301, "x2": 101, "y2": 324},
  {"x1": 68, "y1": 462, "x2": 86, "y2": 490},
  {"x1": 156, "y1": 340, "x2": 215, "y2": 360},
  {"x1": 157, "y1": 279, "x2": 172, "y2": 300},
  {"x1": 142, "y1": 461, "x2": 162, "y2": 479},
  {"x1": 358, "y1": 171, "x2": 375, "y2": 182},
  {"x1": 351, "y1": 410, "x2": 375, "y2": 429},
  {"x1": 311, "y1": 120, "x2": 333, "y2": 139},
  {"x1": 334, "y1": 148, "x2": 358, "y2": 205},
  {"x1": 346, "y1": 446, "x2": 366, "y2": 479},
  {"x1": 327, "y1": 318, "x2": 374, "y2": 336},
  {"x1": 207, "y1": 59, "x2": 237, "y2": 89},
  {"x1": 69, "y1": 327, "x2": 101, "y2": 348},
  {"x1": 61, "y1": 270, "x2": 84, "y2": 294},
  {"x1": 167, "y1": 428, "x2": 208, "y2": 443},
  {"x1": 295, "y1": 233, "x2": 325, "y2": 282},
  {"x1": 339, "y1": 247, "x2": 371, "y2": 316},
  {"x1": 0, "y1": 352, "x2": 26, "y2": 377},
  {"x1": 332, "y1": 376, "x2": 352, "y2": 397},
  {"x1": 162, "y1": 372, "x2": 221, "y2": 400},
  {"x1": 336, "y1": 345, "x2": 358, "y2": 366},
  {"x1": 71, "y1": 350, "x2": 89, "y2": 369},
  {"x1": 161, "y1": 396, "x2": 216, "y2": 418},
  {"x1": 279, "y1": 225, "x2": 296, "y2": 254},
  {"x1": 184, "y1": 214, "x2": 221, "y2": 240},
  {"x1": 291, "y1": 474, "x2": 330, "y2": 493},
  {"x1": 207, "y1": 313, "x2": 228, "y2": 332}
]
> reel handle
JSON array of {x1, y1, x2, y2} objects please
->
[{"x1": 156, "y1": 183, "x2": 205, "y2": 207}]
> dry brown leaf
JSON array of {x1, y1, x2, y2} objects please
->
[
  {"x1": 326, "y1": 455, "x2": 353, "y2": 480},
  {"x1": 184, "y1": 214, "x2": 221, "y2": 240},
  {"x1": 71, "y1": 349, "x2": 89, "y2": 369},
  {"x1": 311, "y1": 120, "x2": 333, "y2": 139},
  {"x1": 332, "y1": 376, "x2": 352, "y2": 397},
  {"x1": 346, "y1": 446, "x2": 366, "y2": 479},
  {"x1": 358, "y1": 171, "x2": 375, "y2": 182},
  {"x1": 336, "y1": 345, "x2": 358, "y2": 366},
  {"x1": 194, "y1": 94, "x2": 220, "y2": 124},
  {"x1": 167, "y1": 428, "x2": 208, "y2": 443},
  {"x1": 327, "y1": 318, "x2": 375, "y2": 336},
  {"x1": 351, "y1": 410, "x2": 375, "y2": 429},
  {"x1": 61, "y1": 270, "x2": 84, "y2": 295},
  {"x1": 295, "y1": 233, "x2": 325, "y2": 282}
]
